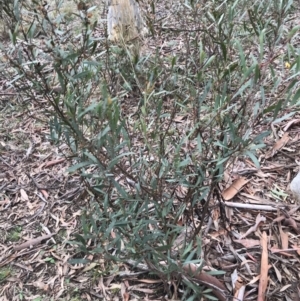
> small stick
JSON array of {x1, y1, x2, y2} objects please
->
[{"x1": 14, "y1": 234, "x2": 53, "y2": 251}]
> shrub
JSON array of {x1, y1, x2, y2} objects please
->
[{"x1": 1, "y1": 0, "x2": 300, "y2": 299}]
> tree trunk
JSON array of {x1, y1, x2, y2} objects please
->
[{"x1": 107, "y1": 0, "x2": 147, "y2": 42}]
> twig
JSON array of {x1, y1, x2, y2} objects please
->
[
  {"x1": 13, "y1": 234, "x2": 54, "y2": 251},
  {"x1": 225, "y1": 202, "x2": 286, "y2": 211},
  {"x1": 0, "y1": 156, "x2": 14, "y2": 169}
]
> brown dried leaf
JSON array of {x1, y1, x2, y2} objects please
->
[
  {"x1": 270, "y1": 248, "x2": 294, "y2": 257},
  {"x1": 248, "y1": 275, "x2": 260, "y2": 285},
  {"x1": 279, "y1": 225, "x2": 289, "y2": 249},
  {"x1": 280, "y1": 284, "x2": 292, "y2": 292},
  {"x1": 231, "y1": 269, "x2": 243, "y2": 292},
  {"x1": 222, "y1": 177, "x2": 249, "y2": 200},
  {"x1": 136, "y1": 279, "x2": 162, "y2": 284},
  {"x1": 283, "y1": 118, "x2": 300, "y2": 131},
  {"x1": 43, "y1": 158, "x2": 65, "y2": 168},
  {"x1": 272, "y1": 206, "x2": 300, "y2": 224},
  {"x1": 282, "y1": 217, "x2": 300, "y2": 234},
  {"x1": 33, "y1": 278, "x2": 49, "y2": 291},
  {"x1": 111, "y1": 229, "x2": 116, "y2": 239},
  {"x1": 183, "y1": 263, "x2": 228, "y2": 301},
  {"x1": 235, "y1": 285, "x2": 245, "y2": 301},
  {"x1": 20, "y1": 189, "x2": 29, "y2": 201},
  {"x1": 212, "y1": 208, "x2": 220, "y2": 231},
  {"x1": 258, "y1": 232, "x2": 269, "y2": 301},
  {"x1": 240, "y1": 214, "x2": 266, "y2": 239},
  {"x1": 175, "y1": 185, "x2": 188, "y2": 198},
  {"x1": 82, "y1": 263, "x2": 98, "y2": 272},
  {"x1": 129, "y1": 286, "x2": 155, "y2": 293},
  {"x1": 265, "y1": 132, "x2": 290, "y2": 159},
  {"x1": 225, "y1": 205, "x2": 234, "y2": 221},
  {"x1": 41, "y1": 189, "x2": 49, "y2": 199},
  {"x1": 272, "y1": 264, "x2": 282, "y2": 283},
  {"x1": 123, "y1": 292, "x2": 130, "y2": 301},
  {"x1": 292, "y1": 244, "x2": 300, "y2": 255},
  {"x1": 173, "y1": 115, "x2": 186, "y2": 123},
  {"x1": 98, "y1": 277, "x2": 108, "y2": 299},
  {"x1": 234, "y1": 239, "x2": 260, "y2": 248}
]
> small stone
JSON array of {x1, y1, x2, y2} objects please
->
[{"x1": 290, "y1": 171, "x2": 300, "y2": 203}]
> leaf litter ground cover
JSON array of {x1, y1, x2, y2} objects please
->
[{"x1": 1, "y1": 1, "x2": 300, "y2": 300}]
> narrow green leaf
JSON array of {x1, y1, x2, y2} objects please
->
[
  {"x1": 272, "y1": 112, "x2": 295, "y2": 124},
  {"x1": 68, "y1": 258, "x2": 90, "y2": 264},
  {"x1": 73, "y1": 234, "x2": 86, "y2": 246},
  {"x1": 78, "y1": 103, "x2": 99, "y2": 119},
  {"x1": 244, "y1": 150, "x2": 260, "y2": 168},
  {"x1": 203, "y1": 55, "x2": 216, "y2": 70},
  {"x1": 203, "y1": 294, "x2": 219, "y2": 300},
  {"x1": 67, "y1": 161, "x2": 92, "y2": 173},
  {"x1": 287, "y1": 25, "x2": 300, "y2": 40},
  {"x1": 292, "y1": 88, "x2": 300, "y2": 104},
  {"x1": 178, "y1": 157, "x2": 191, "y2": 168}
]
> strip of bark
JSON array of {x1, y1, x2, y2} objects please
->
[
  {"x1": 14, "y1": 234, "x2": 53, "y2": 251},
  {"x1": 257, "y1": 232, "x2": 269, "y2": 301}
]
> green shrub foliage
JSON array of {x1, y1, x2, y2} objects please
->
[{"x1": 1, "y1": 0, "x2": 300, "y2": 299}]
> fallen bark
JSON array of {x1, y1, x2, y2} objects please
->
[{"x1": 14, "y1": 234, "x2": 53, "y2": 251}]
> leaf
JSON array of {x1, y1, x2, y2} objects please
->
[
  {"x1": 73, "y1": 234, "x2": 87, "y2": 246},
  {"x1": 244, "y1": 150, "x2": 260, "y2": 168},
  {"x1": 292, "y1": 87, "x2": 300, "y2": 104},
  {"x1": 183, "y1": 264, "x2": 227, "y2": 301},
  {"x1": 287, "y1": 25, "x2": 300, "y2": 40},
  {"x1": 283, "y1": 118, "x2": 300, "y2": 131},
  {"x1": 272, "y1": 264, "x2": 282, "y2": 283},
  {"x1": 68, "y1": 258, "x2": 90, "y2": 265},
  {"x1": 178, "y1": 157, "x2": 191, "y2": 168},
  {"x1": 280, "y1": 284, "x2": 292, "y2": 292},
  {"x1": 292, "y1": 244, "x2": 300, "y2": 256},
  {"x1": 265, "y1": 132, "x2": 290, "y2": 159},
  {"x1": 87, "y1": 5, "x2": 97, "y2": 12},
  {"x1": 78, "y1": 103, "x2": 99, "y2": 119},
  {"x1": 67, "y1": 161, "x2": 92, "y2": 173},
  {"x1": 234, "y1": 239, "x2": 260, "y2": 248},
  {"x1": 257, "y1": 232, "x2": 269, "y2": 301},
  {"x1": 221, "y1": 177, "x2": 249, "y2": 200},
  {"x1": 203, "y1": 55, "x2": 216, "y2": 70},
  {"x1": 82, "y1": 262, "x2": 98, "y2": 272},
  {"x1": 20, "y1": 189, "x2": 29, "y2": 201},
  {"x1": 279, "y1": 225, "x2": 289, "y2": 250},
  {"x1": 272, "y1": 112, "x2": 295, "y2": 124},
  {"x1": 240, "y1": 214, "x2": 266, "y2": 239}
]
